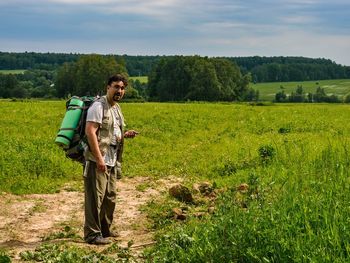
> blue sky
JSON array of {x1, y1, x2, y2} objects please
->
[{"x1": 1, "y1": 0, "x2": 350, "y2": 66}]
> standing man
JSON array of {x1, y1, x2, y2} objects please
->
[{"x1": 83, "y1": 74, "x2": 138, "y2": 245}]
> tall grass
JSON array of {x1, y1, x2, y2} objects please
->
[
  {"x1": 145, "y1": 142, "x2": 350, "y2": 262},
  {"x1": 1, "y1": 100, "x2": 350, "y2": 261},
  {"x1": 0, "y1": 100, "x2": 81, "y2": 194},
  {"x1": 1, "y1": 101, "x2": 349, "y2": 194}
]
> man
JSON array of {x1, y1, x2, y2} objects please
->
[{"x1": 83, "y1": 74, "x2": 138, "y2": 245}]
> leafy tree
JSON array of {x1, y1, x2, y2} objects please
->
[
  {"x1": 244, "y1": 88, "x2": 260, "y2": 101},
  {"x1": 55, "y1": 62, "x2": 77, "y2": 98},
  {"x1": 324, "y1": 94, "x2": 340, "y2": 103},
  {"x1": 54, "y1": 55, "x2": 127, "y2": 97},
  {"x1": 131, "y1": 79, "x2": 148, "y2": 99},
  {"x1": 74, "y1": 55, "x2": 114, "y2": 95},
  {"x1": 211, "y1": 58, "x2": 241, "y2": 100},
  {"x1": 186, "y1": 57, "x2": 220, "y2": 101},
  {"x1": 313, "y1": 86, "x2": 327, "y2": 102},
  {"x1": 148, "y1": 56, "x2": 251, "y2": 101},
  {"x1": 11, "y1": 85, "x2": 29, "y2": 98},
  {"x1": 0, "y1": 74, "x2": 18, "y2": 98},
  {"x1": 344, "y1": 93, "x2": 350, "y2": 103},
  {"x1": 289, "y1": 85, "x2": 305, "y2": 102},
  {"x1": 275, "y1": 90, "x2": 287, "y2": 102},
  {"x1": 307, "y1": 92, "x2": 313, "y2": 103},
  {"x1": 124, "y1": 87, "x2": 141, "y2": 100},
  {"x1": 239, "y1": 73, "x2": 254, "y2": 101}
]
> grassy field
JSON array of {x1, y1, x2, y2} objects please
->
[
  {"x1": 1, "y1": 100, "x2": 349, "y2": 261},
  {"x1": 129, "y1": 75, "x2": 148, "y2": 83},
  {"x1": 251, "y1": 79, "x2": 350, "y2": 101},
  {"x1": 0, "y1": 69, "x2": 26, "y2": 74}
]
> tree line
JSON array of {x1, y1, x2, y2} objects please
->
[
  {"x1": 0, "y1": 54, "x2": 257, "y2": 101},
  {"x1": 0, "y1": 69, "x2": 56, "y2": 98},
  {"x1": 230, "y1": 56, "x2": 350, "y2": 82},
  {"x1": 1, "y1": 52, "x2": 349, "y2": 82},
  {"x1": 1, "y1": 52, "x2": 350, "y2": 102}
]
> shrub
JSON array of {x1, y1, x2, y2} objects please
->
[
  {"x1": 278, "y1": 127, "x2": 291, "y2": 134},
  {"x1": 344, "y1": 93, "x2": 350, "y2": 103},
  {"x1": 0, "y1": 251, "x2": 11, "y2": 263},
  {"x1": 258, "y1": 144, "x2": 276, "y2": 163}
]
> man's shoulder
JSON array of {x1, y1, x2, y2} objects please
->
[
  {"x1": 89, "y1": 101, "x2": 103, "y2": 111},
  {"x1": 87, "y1": 101, "x2": 103, "y2": 123}
]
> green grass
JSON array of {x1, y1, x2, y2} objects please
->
[
  {"x1": 1, "y1": 101, "x2": 350, "y2": 261},
  {"x1": 1, "y1": 101, "x2": 350, "y2": 193},
  {"x1": 145, "y1": 145, "x2": 350, "y2": 262},
  {"x1": 0, "y1": 100, "x2": 82, "y2": 194},
  {"x1": 19, "y1": 242, "x2": 134, "y2": 262},
  {"x1": 129, "y1": 75, "x2": 148, "y2": 83},
  {"x1": 252, "y1": 79, "x2": 350, "y2": 101},
  {"x1": 0, "y1": 69, "x2": 26, "y2": 74}
]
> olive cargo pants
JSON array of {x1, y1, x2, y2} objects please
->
[{"x1": 83, "y1": 161, "x2": 117, "y2": 242}]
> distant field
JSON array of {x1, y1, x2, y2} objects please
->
[
  {"x1": 129, "y1": 76, "x2": 148, "y2": 83},
  {"x1": 252, "y1": 79, "x2": 350, "y2": 101},
  {"x1": 129, "y1": 76, "x2": 350, "y2": 101},
  {"x1": 0, "y1": 69, "x2": 26, "y2": 74}
]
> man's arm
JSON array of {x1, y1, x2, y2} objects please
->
[{"x1": 85, "y1": 121, "x2": 106, "y2": 172}]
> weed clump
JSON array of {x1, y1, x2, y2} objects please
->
[
  {"x1": 43, "y1": 225, "x2": 80, "y2": 241},
  {"x1": 258, "y1": 144, "x2": 276, "y2": 164},
  {"x1": 216, "y1": 158, "x2": 258, "y2": 177},
  {"x1": 0, "y1": 251, "x2": 11, "y2": 263},
  {"x1": 278, "y1": 127, "x2": 291, "y2": 134},
  {"x1": 20, "y1": 243, "x2": 134, "y2": 262}
]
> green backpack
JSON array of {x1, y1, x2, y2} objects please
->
[{"x1": 55, "y1": 96, "x2": 97, "y2": 163}]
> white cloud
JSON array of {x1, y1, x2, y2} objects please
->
[
  {"x1": 281, "y1": 15, "x2": 318, "y2": 24},
  {"x1": 0, "y1": 0, "x2": 349, "y2": 65},
  {"x1": 200, "y1": 30, "x2": 350, "y2": 65}
]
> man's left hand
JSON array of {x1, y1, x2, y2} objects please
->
[{"x1": 124, "y1": 130, "x2": 139, "y2": 138}]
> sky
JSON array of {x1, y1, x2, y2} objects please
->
[{"x1": 0, "y1": 0, "x2": 350, "y2": 66}]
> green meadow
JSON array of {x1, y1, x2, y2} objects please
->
[
  {"x1": 0, "y1": 69, "x2": 26, "y2": 74},
  {"x1": 0, "y1": 100, "x2": 349, "y2": 261},
  {"x1": 129, "y1": 75, "x2": 148, "y2": 83},
  {"x1": 252, "y1": 79, "x2": 350, "y2": 101}
]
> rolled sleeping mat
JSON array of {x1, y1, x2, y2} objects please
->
[{"x1": 55, "y1": 97, "x2": 84, "y2": 149}]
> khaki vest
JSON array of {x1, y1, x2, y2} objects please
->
[{"x1": 84, "y1": 96, "x2": 124, "y2": 163}]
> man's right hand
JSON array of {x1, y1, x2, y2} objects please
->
[{"x1": 96, "y1": 158, "x2": 106, "y2": 172}]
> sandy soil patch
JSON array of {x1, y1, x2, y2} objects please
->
[{"x1": 0, "y1": 176, "x2": 179, "y2": 262}]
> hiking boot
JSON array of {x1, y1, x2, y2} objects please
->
[
  {"x1": 103, "y1": 231, "x2": 120, "y2": 238},
  {"x1": 89, "y1": 235, "x2": 111, "y2": 245}
]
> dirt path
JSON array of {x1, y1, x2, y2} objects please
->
[{"x1": 0, "y1": 176, "x2": 177, "y2": 262}]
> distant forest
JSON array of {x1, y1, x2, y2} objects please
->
[
  {"x1": 1, "y1": 52, "x2": 350, "y2": 101},
  {"x1": 1, "y1": 52, "x2": 349, "y2": 82}
]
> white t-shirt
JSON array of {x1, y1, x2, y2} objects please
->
[{"x1": 86, "y1": 102, "x2": 124, "y2": 166}]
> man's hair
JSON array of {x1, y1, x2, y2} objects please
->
[{"x1": 107, "y1": 74, "x2": 128, "y2": 87}]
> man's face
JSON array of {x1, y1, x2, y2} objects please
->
[{"x1": 107, "y1": 81, "x2": 125, "y2": 102}]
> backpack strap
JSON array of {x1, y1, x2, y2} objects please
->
[{"x1": 93, "y1": 96, "x2": 109, "y2": 140}]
